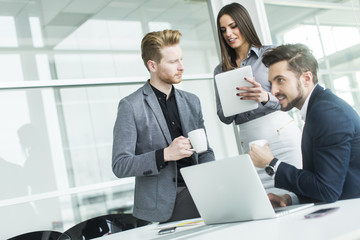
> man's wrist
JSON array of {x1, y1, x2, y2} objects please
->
[
  {"x1": 265, "y1": 158, "x2": 278, "y2": 177},
  {"x1": 284, "y1": 194, "x2": 292, "y2": 205},
  {"x1": 163, "y1": 147, "x2": 169, "y2": 162},
  {"x1": 288, "y1": 192, "x2": 298, "y2": 205}
]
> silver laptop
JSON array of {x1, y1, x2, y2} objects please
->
[
  {"x1": 180, "y1": 154, "x2": 313, "y2": 225},
  {"x1": 214, "y1": 66, "x2": 258, "y2": 117}
]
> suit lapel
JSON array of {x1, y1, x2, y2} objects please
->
[
  {"x1": 143, "y1": 82, "x2": 172, "y2": 144},
  {"x1": 175, "y1": 89, "x2": 190, "y2": 136}
]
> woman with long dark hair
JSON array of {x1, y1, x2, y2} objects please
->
[{"x1": 214, "y1": 3, "x2": 302, "y2": 198}]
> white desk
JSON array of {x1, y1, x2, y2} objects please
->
[{"x1": 96, "y1": 198, "x2": 360, "y2": 240}]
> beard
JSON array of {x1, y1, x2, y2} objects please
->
[
  {"x1": 279, "y1": 79, "x2": 305, "y2": 111},
  {"x1": 280, "y1": 94, "x2": 303, "y2": 111},
  {"x1": 158, "y1": 72, "x2": 183, "y2": 85}
]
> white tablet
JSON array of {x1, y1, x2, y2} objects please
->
[{"x1": 215, "y1": 65, "x2": 258, "y2": 117}]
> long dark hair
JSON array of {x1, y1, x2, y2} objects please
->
[{"x1": 217, "y1": 3, "x2": 262, "y2": 71}]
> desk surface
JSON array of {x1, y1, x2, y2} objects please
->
[{"x1": 96, "y1": 198, "x2": 360, "y2": 240}]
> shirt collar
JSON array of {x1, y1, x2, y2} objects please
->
[
  {"x1": 150, "y1": 83, "x2": 174, "y2": 100},
  {"x1": 300, "y1": 84, "x2": 318, "y2": 120},
  {"x1": 249, "y1": 46, "x2": 260, "y2": 58},
  {"x1": 232, "y1": 46, "x2": 259, "y2": 70}
]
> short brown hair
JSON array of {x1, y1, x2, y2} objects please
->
[
  {"x1": 141, "y1": 29, "x2": 182, "y2": 71},
  {"x1": 262, "y1": 43, "x2": 319, "y2": 84}
]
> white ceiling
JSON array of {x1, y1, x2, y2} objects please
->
[
  {"x1": 0, "y1": 0, "x2": 210, "y2": 48},
  {"x1": 0, "y1": 0, "x2": 357, "y2": 49}
]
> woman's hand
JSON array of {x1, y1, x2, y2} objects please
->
[{"x1": 236, "y1": 77, "x2": 269, "y2": 103}]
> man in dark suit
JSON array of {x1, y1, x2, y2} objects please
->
[
  {"x1": 249, "y1": 43, "x2": 360, "y2": 206},
  {"x1": 112, "y1": 29, "x2": 215, "y2": 223}
]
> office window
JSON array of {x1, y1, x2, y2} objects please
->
[
  {"x1": 53, "y1": 2, "x2": 218, "y2": 79},
  {"x1": 0, "y1": 16, "x2": 18, "y2": 47},
  {"x1": 0, "y1": 55, "x2": 23, "y2": 82},
  {"x1": 0, "y1": 0, "x2": 221, "y2": 238},
  {"x1": 264, "y1": 0, "x2": 360, "y2": 113}
]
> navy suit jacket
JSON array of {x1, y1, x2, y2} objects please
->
[{"x1": 275, "y1": 85, "x2": 360, "y2": 203}]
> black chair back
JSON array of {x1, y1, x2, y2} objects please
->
[
  {"x1": 58, "y1": 213, "x2": 150, "y2": 240},
  {"x1": 7, "y1": 230, "x2": 62, "y2": 240}
]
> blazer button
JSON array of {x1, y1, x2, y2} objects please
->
[{"x1": 172, "y1": 178, "x2": 176, "y2": 182}]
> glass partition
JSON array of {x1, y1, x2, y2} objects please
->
[
  {"x1": 0, "y1": 77, "x2": 238, "y2": 239},
  {"x1": 5, "y1": 0, "x2": 359, "y2": 237},
  {"x1": 0, "y1": 0, "x2": 219, "y2": 83},
  {"x1": 0, "y1": 1, "x2": 227, "y2": 238},
  {"x1": 264, "y1": 0, "x2": 360, "y2": 113}
]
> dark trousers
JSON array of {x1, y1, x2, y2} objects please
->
[{"x1": 164, "y1": 186, "x2": 200, "y2": 223}]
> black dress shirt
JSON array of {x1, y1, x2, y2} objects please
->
[{"x1": 151, "y1": 84, "x2": 194, "y2": 187}]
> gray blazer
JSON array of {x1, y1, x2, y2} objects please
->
[{"x1": 112, "y1": 81, "x2": 215, "y2": 222}]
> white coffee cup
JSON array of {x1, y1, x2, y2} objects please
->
[
  {"x1": 249, "y1": 139, "x2": 268, "y2": 150},
  {"x1": 188, "y1": 128, "x2": 208, "y2": 153}
]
